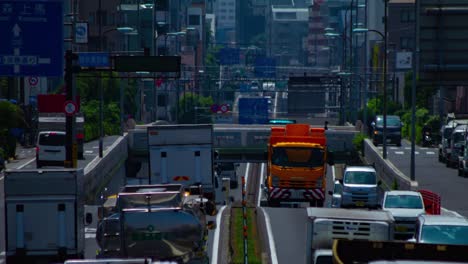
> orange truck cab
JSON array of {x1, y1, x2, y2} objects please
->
[{"x1": 266, "y1": 124, "x2": 334, "y2": 207}]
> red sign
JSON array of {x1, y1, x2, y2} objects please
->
[
  {"x1": 155, "y1": 78, "x2": 163, "y2": 87},
  {"x1": 38, "y1": 94, "x2": 80, "y2": 113}
]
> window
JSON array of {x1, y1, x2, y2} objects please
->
[
  {"x1": 276, "y1": 12, "x2": 297, "y2": 20},
  {"x1": 400, "y1": 37, "x2": 414, "y2": 49},
  {"x1": 400, "y1": 9, "x2": 415, "y2": 23},
  {"x1": 189, "y1": 14, "x2": 200, "y2": 25}
]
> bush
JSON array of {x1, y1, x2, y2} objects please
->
[{"x1": 352, "y1": 133, "x2": 367, "y2": 153}]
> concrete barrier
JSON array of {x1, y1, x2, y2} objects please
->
[
  {"x1": 363, "y1": 139, "x2": 418, "y2": 191},
  {"x1": 83, "y1": 135, "x2": 128, "y2": 203}
]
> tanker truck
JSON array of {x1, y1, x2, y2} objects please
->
[{"x1": 95, "y1": 184, "x2": 216, "y2": 263}]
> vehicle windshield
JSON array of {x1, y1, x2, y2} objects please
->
[
  {"x1": 271, "y1": 147, "x2": 324, "y2": 168},
  {"x1": 384, "y1": 194, "x2": 423, "y2": 209},
  {"x1": 376, "y1": 116, "x2": 401, "y2": 127},
  {"x1": 420, "y1": 225, "x2": 468, "y2": 245},
  {"x1": 343, "y1": 171, "x2": 376, "y2": 185},
  {"x1": 453, "y1": 132, "x2": 466, "y2": 144},
  {"x1": 39, "y1": 133, "x2": 66, "y2": 146},
  {"x1": 315, "y1": 255, "x2": 332, "y2": 264},
  {"x1": 218, "y1": 162, "x2": 235, "y2": 171}
]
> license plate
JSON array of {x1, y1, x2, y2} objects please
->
[
  {"x1": 355, "y1": 201, "x2": 365, "y2": 207},
  {"x1": 386, "y1": 139, "x2": 392, "y2": 143},
  {"x1": 395, "y1": 226, "x2": 408, "y2": 232}
]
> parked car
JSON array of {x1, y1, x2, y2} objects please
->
[
  {"x1": 36, "y1": 131, "x2": 66, "y2": 168},
  {"x1": 382, "y1": 190, "x2": 425, "y2": 240},
  {"x1": 371, "y1": 115, "x2": 403, "y2": 147}
]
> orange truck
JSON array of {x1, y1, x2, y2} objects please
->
[{"x1": 266, "y1": 124, "x2": 334, "y2": 207}]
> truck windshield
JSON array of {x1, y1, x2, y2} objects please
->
[
  {"x1": 384, "y1": 195, "x2": 423, "y2": 209},
  {"x1": 218, "y1": 163, "x2": 235, "y2": 171},
  {"x1": 343, "y1": 171, "x2": 376, "y2": 185},
  {"x1": 271, "y1": 147, "x2": 324, "y2": 168},
  {"x1": 421, "y1": 225, "x2": 468, "y2": 245}
]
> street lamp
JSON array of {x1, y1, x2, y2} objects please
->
[{"x1": 354, "y1": 25, "x2": 388, "y2": 159}]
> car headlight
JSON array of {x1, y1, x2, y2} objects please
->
[
  {"x1": 374, "y1": 130, "x2": 379, "y2": 135},
  {"x1": 272, "y1": 176, "x2": 280, "y2": 186}
]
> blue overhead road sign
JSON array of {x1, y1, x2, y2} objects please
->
[
  {"x1": 219, "y1": 48, "x2": 240, "y2": 65},
  {"x1": 78, "y1": 52, "x2": 110, "y2": 67},
  {"x1": 238, "y1": 98, "x2": 269, "y2": 124},
  {"x1": 254, "y1": 57, "x2": 276, "y2": 78},
  {"x1": 0, "y1": 0, "x2": 63, "y2": 76}
]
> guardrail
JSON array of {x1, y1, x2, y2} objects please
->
[
  {"x1": 83, "y1": 135, "x2": 128, "y2": 203},
  {"x1": 362, "y1": 139, "x2": 418, "y2": 191}
]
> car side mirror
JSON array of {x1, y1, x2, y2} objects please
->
[
  {"x1": 204, "y1": 200, "x2": 217, "y2": 216},
  {"x1": 327, "y1": 151, "x2": 335, "y2": 166},
  {"x1": 339, "y1": 179, "x2": 343, "y2": 184},
  {"x1": 371, "y1": 121, "x2": 376, "y2": 127},
  {"x1": 85, "y1": 212, "x2": 93, "y2": 225},
  {"x1": 378, "y1": 180, "x2": 382, "y2": 186}
]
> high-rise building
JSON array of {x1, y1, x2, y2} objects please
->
[{"x1": 215, "y1": 0, "x2": 236, "y2": 43}]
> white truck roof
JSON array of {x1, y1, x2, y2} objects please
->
[{"x1": 307, "y1": 207, "x2": 394, "y2": 222}]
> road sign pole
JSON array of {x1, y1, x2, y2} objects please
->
[{"x1": 65, "y1": 50, "x2": 73, "y2": 168}]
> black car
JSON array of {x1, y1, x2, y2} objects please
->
[{"x1": 371, "y1": 115, "x2": 403, "y2": 147}]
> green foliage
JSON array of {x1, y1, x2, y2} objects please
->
[
  {"x1": 392, "y1": 179, "x2": 399, "y2": 190},
  {"x1": 0, "y1": 101, "x2": 25, "y2": 158},
  {"x1": 81, "y1": 100, "x2": 121, "y2": 141},
  {"x1": 176, "y1": 93, "x2": 214, "y2": 124},
  {"x1": 352, "y1": 133, "x2": 367, "y2": 153},
  {"x1": 400, "y1": 107, "x2": 439, "y2": 144}
]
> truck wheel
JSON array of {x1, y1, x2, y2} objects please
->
[
  {"x1": 36, "y1": 161, "x2": 42, "y2": 168},
  {"x1": 268, "y1": 200, "x2": 280, "y2": 207},
  {"x1": 397, "y1": 141, "x2": 402, "y2": 147},
  {"x1": 458, "y1": 168, "x2": 463, "y2": 176},
  {"x1": 438, "y1": 154, "x2": 443, "y2": 162}
]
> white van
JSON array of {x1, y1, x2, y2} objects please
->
[
  {"x1": 36, "y1": 131, "x2": 66, "y2": 168},
  {"x1": 215, "y1": 162, "x2": 239, "y2": 189}
]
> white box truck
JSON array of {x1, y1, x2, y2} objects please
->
[
  {"x1": 306, "y1": 207, "x2": 395, "y2": 264},
  {"x1": 147, "y1": 124, "x2": 216, "y2": 201},
  {"x1": 4, "y1": 169, "x2": 86, "y2": 263}
]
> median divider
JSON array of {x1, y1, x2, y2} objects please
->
[
  {"x1": 362, "y1": 139, "x2": 418, "y2": 191},
  {"x1": 83, "y1": 135, "x2": 128, "y2": 203}
]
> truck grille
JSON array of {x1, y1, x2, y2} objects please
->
[
  {"x1": 279, "y1": 179, "x2": 318, "y2": 188},
  {"x1": 331, "y1": 221, "x2": 371, "y2": 238}
]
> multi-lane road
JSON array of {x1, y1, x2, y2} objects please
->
[{"x1": 382, "y1": 140, "x2": 468, "y2": 217}]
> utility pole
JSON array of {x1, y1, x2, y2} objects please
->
[
  {"x1": 382, "y1": 0, "x2": 388, "y2": 159},
  {"x1": 410, "y1": 0, "x2": 420, "y2": 181},
  {"x1": 98, "y1": 0, "x2": 104, "y2": 158}
]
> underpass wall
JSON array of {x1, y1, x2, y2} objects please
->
[
  {"x1": 83, "y1": 135, "x2": 128, "y2": 203},
  {"x1": 362, "y1": 139, "x2": 418, "y2": 191}
]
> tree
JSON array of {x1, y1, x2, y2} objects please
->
[
  {"x1": 175, "y1": 93, "x2": 214, "y2": 124},
  {"x1": 0, "y1": 101, "x2": 25, "y2": 158}
]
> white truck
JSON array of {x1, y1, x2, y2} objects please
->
[
  {"x1": 306, "y1": 207, "x2": 395, "y2": 264},
  {"x1": 4, "y1": 169, "x2": 87, "y2": 263},
  {"x1": 147, "y1": 124, "x2": 216, "y2": 201}
]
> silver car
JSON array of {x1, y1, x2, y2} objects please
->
[{"x1": 36, "y1": 131, "x2": 66, "y2": 168}]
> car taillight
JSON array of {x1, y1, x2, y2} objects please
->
[
  {"x1": 49, "y1": 132, "x2": 56, "y2": 135},
  {"x1": 36, "y1": 146, "x2": 39, "y2": 153},
  {"x1": 76, "y1": 133, "x2": 84, "y2": 139}
]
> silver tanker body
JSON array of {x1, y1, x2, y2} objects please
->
[{"x1": 96, "y1": 184, "x2": 216, "y2": 263}]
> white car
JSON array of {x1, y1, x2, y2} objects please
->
[
  {"x1": 36, "y1": 131, "x2": 66, "y2": 168},
  {"x1": 382, "y1": 190, "x2": 425, "y2": 240}
]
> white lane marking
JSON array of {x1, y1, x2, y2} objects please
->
[
  {"x1": 245, "y1": 163, "x2": 251, "y2": 189},
  {"x1": 395, "y1": 151, "x2": 405, "y2": 155},
  {"x1": 405, "y1": 147, "x2": 411, "y2": 150},
  {"x1": 85, "y1": 227, "x2": 96, "y2": 239},
  {"x1": 390, "y1": 147, "x2": 398, "y2": 150},
  {"x1": 415, "y1": 151, "x2": 419, "y2": 155},
  {"x1": 93, "y1": 146, "x2": 99, "y2": 149},
  {"x1": 257, "y1": 163, "x2": 265, "y2": 207},
  {"x1": 426, "y1": 151, "x2": 435, "y2": 155},
  {"x1": 85, "y1": 150, "x2": 94, "y2": 154},
  {"x1": 17, "y1": 158, "x2": 36, "y2": 169},
  {"x1": 260, "y1": 207, "x2": 278, "y2": 264},
  {"x1": 211, "y1": 205, "x2": 227, "y2": 264},
  {"x1": 420, "y1": 147, "x2": 428, "y2": 150}
]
